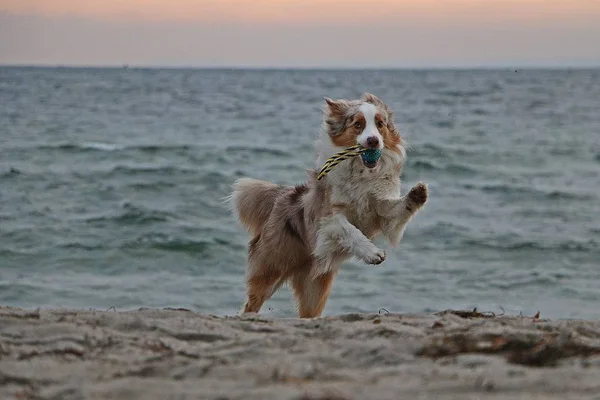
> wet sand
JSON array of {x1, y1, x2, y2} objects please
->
[{"x1": 1, "y1": 306, "x2": 599, "y2": 399}]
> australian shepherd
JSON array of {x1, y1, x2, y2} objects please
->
[{"x1": 230, "y1": 93, "x2": 428, "y2": 318}]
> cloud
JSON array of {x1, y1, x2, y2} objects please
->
[
  {"x1": 1, "y1": 1, "x2": 599, "y2": 67},
  {"x1": 3, "y1": 0, "x2": 600, "y2": 25}
]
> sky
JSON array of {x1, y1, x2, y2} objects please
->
[{"x1": 1, "y1": 0, "x2": 599, "y2": 68}]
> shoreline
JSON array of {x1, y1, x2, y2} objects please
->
[{"x1": 1, "y1": 306, "x2": 600, "y2": 399}]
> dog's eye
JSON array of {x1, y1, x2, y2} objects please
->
[
  {"x1": 354, "y1": 122, "x2": 362, "y2": 129},
  {"x1": 377, "y1": 120, "x2": 385, "y2": 128}
]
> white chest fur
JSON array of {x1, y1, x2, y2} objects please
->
[{"x1": 327, "y1": 150, "x2": 403, "y2": 235}]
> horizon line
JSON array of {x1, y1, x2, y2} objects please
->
[{"x1": 2, "y1": 63, "x2": 600, "y2": 71}]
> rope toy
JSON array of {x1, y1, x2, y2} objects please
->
[{"x1": 317, "y1": 145, "x2": 382, "y2": 180}]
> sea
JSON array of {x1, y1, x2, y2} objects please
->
[{"x1": 1, "y1": 67, "x2": 599, "y2": 319}]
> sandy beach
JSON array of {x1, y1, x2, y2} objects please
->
[{"x1": 1, "y1": 306, "x2": 600, "y2": 400}]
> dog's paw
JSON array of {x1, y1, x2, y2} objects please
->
[
  {"x1": 407, "y1": 182, "x2": 428, "y2": 210},
  {"x1": 361, "y1": 246, "x2": 386, "y2": 265}
]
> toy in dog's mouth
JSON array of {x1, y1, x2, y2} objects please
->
[
  {"x1": 317, "y1": 145, "x2": 383, "y2": 180},
  {"x1": 360, "y1": 149, "x2": 382, "y2": 169}
]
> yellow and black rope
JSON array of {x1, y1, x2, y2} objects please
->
[{"x1": 317, "y1": 145, "x2": 365, "y2": 180}]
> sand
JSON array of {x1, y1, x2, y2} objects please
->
[{"x1": 1, "y1": 306, "x2": 600, "y2": 400}]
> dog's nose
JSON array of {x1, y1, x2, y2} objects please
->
[{"x1": 366, "y1": 136, "x2": 380, "y2": 149}]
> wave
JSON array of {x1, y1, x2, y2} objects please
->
[
  {"x1": 438, "y1": 89, "x2": 492, "y2": 98},
  {"x1": 135, "y1": 144, "x2": 192, "y2": 154},
  {"x1": 57, "y1": 242, "x2": 106, "y2": 251},
  {"x1": 472, "y1": 108, "x2": 491, "y2": 116},
  {"x1": 461, "y1": 183, "x2": 595, "y2": 201},
  {"x1": 33, "y1": 142, "x2": 125, "y2": 152},
  {"x1": 108, "y1": 165, "x2": 197, "y2": 176},
  {"x1": 432, "y1": 120, "x2": 455, "y2": 129},
  {"x1": 416, "y1": 221, "x2": 599, "y2": 253},
  {"x1": 487, "y1": 275, "x2": 558, "y2": 290},
  {"x1": 463, "y1": 237, "x2": 599, "y2": 253},
  {"x1": 1, "y1": 167, "x2": 21, "y2": 178},
  {"x1": 85, "y1": 203, "x2": 173, "y2": 225},
  {"x1": 122, "y1": 233, "x2": 211, "y2": 254},
  {"x1": 407, "y1": 159, "x2": 476, "y2": 174},
  {"x1": 80, "y1": 142, "x2": 125, "y2": 151},
  {"x1": 224, "y1": 145, "x2": 291, "y2": 157},
  {"x1": 526, "y1": 100, "x2": 549, "y2": 111},
  {"x1": 549, "y1": 147, "x2": 578, "y2": 156},
  {"x1": 128, "y1": 181, "x2": 178, "y2": 190},
  {"x1": 0, "y1": 248, "x2": 35, "y2": 257},
  {"x1": 26, "y1": 143, "x2": 194, "y2": 154},
  {"x1": 24, "y1": 142, "x2": 291, "y2": 163},
  {"x1": 406, "y1": 143, "x2": 483, "y2": 160},
  {"x1": 423, "y1": 98, "x2": 454, "y2": 106},
  {"x1": 407, "y1": 143, "x2": 451, "y2": 158}
]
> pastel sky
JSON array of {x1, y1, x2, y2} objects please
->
[{"x1": 1, "y1": 0, "x2": 599, "y2": 67}]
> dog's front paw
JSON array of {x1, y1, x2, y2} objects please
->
[
  {"x1": 406, "y1": 182, "x2": 428, "y2": 211},
  {"x1": 360, "y1": 246, "x2": 386, "y2": 265}
]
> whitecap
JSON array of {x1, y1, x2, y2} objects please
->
[{"x1": 81, "y1": 142, "x2": 125, "y2": 151}]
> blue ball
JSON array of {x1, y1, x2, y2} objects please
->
[{"x1": 361, "y1": 149, "x2": 382, "y2": 164}]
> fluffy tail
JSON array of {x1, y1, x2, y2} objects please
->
[{"x1": 229, "y1": 178, "x2": 283, "y2": 236}]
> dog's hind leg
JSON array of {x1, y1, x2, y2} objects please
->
[
  {"x1": 291, "y1": 269, "x2": 337, "y2": 318},
  {"x1": 241, "y1": 235, "x2": 284, "y2": 314},
  {"x1": 243, "y1": 270, "x2": 284, "y2": 314}
]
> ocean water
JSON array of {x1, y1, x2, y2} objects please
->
[{"x1": 1, "y1": 67, "x2": 599, "y2": 319}]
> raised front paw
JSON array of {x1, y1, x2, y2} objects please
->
[
  {"x1": 360, "y1": 245, "x2": 387, "y2": 265},
  {"x1": 406, "y1": 182, "x2": 428, "y2": 211}
]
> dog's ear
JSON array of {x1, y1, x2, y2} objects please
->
[
  {"x1": 324, "y1": 96, "x2": 337, "y2": 107},
  {"x1": 323, "y1": 97, "x2": 351, "y2": 137},
  {"x1": 362, "y1": 93, "x2": 384, "y2": 106},
  {"x1": 324, "y1": 97, "x2": 349, "y2": 119}
]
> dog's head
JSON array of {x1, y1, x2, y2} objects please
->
[{"x1": 321, "y1": 93, "x2": 403, "y2": 169}]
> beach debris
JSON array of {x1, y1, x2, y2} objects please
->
[
  {"x1": 0, "y1": 308, "x2": 40, "y2": 319},
  {"x1": 519, "y1": 310, "x2": 542, "y2": 320},
  {"x1": 435, "y1": 307, "x2": 497, "y2": 319},
  {"x1": 163, "y1": 307, "x2": 193, "y2": 312},
  {"x1": 432, "y1": 321, "x2": 445, "y2": 329},
  {"x1": 418, "y1": 328, "x2": 600, "y2": 367},
  {"x1": 299, "y1": 393, "x2": 351, "y2": 400}
]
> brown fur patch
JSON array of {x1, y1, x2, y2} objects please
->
[
  {"x1": 330, "y1": 132, "x2": 354, "y2": 147},
  {"x1": 284, "y1": 218, "x2": 302, "y2": 243},
  {"x1": 244, "y1": 270, "x2": 283, "y2": 313},
  {"x1": 292, "y1": 271, "x2": 337, "y2": 318},
  {"x1": 331, "y1": 203, "x2": 349, "y2": 213},
  {"x1": 284, "y1": 184, "x2": 308, "y2": 246},
  {"x1": 289, "y1": 184, "x2": 308, "y2": 202},
  {"x1": 330, "y1": 113, "x2": 364, "y2": 147},
  {"x1": 248, "y1": 235, "x2": 261, "y2": 258},
  {"x1": 377, "y1": 113, "x2": 402, "y2": 152}
]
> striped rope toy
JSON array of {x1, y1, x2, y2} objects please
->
[{"x1": 317, "y1": 145, "x2": 365, "y2": 180}]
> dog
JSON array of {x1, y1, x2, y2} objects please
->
[{"x1": 230, "y1": 93, "x2": 428, "y2": 318}]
